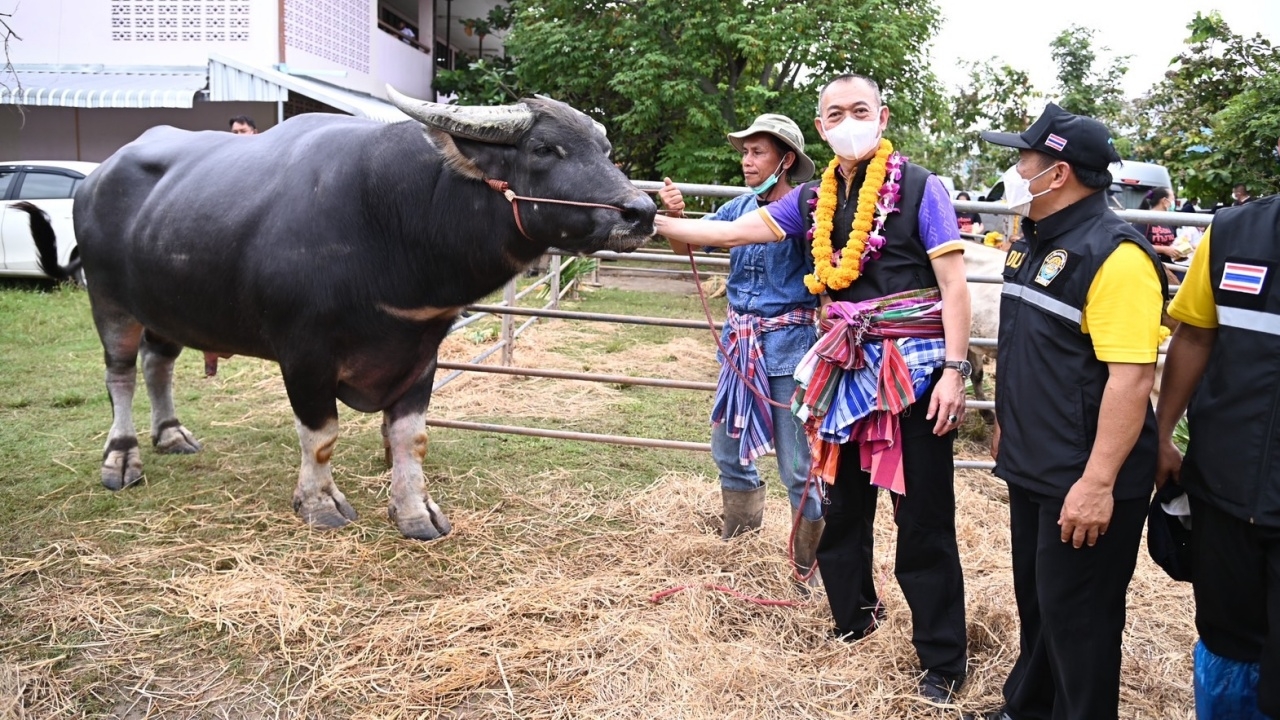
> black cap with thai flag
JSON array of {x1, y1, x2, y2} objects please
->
[{"x1": 980, "y1": 103, "x2": 1122, "y2": 172}]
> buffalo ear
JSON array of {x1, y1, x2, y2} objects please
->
[
  {"x1": 388, "y1": 85, "x2": 533, "y2": 145},
  {"x1": 429, "y1": 130, "x2": 516, "y2": 183}
]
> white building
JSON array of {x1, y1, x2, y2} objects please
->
[{"x1": 0, "y1": 0, "x2": 506, "y2": 161}]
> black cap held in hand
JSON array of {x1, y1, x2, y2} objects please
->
[{"x1": 980, "y1": 103, "x2": 1122, "y2": 172}]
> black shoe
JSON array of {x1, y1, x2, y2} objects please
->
[
  {"x1": 831, "y1": 604, "x2": 888, "y2": 642},
  {"x1": 918, "y1": 670, "x2": 965, "y2": 703},
  {"x1": 962, "y1": 709, "x2": 1012, "y2": 720}
]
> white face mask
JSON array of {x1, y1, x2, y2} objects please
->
[
  {"x1": 999, "y1": 162, "x2": 1057, "y2": 217},
  {"x1": 822, "y1": 116, "x2": 882, "y2": 160}
]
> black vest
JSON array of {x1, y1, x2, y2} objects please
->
[
  {"x1": 1182, "y1": 194, "x2": 1280, "y2": 527},
  {"x1": 799, "y1": 161, "x2": 935, "y2": 302},
  {"x1": 994, "y1": 191, "x2": 1167, "y2": 500}
]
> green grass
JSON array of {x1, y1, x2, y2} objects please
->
[
  {"x1": 0, "y1": 277, "x2": 735, "y2": 547},
  {"x1": 0, "y1": 276, "x2": 744, "y2": 714}
]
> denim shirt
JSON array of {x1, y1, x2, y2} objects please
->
[{"x1": 706, "y1": 192, "x2": 819, "y2": 376}]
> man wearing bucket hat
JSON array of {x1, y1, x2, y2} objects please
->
[
  {"x1": 978, "y1": 103, "x2": 1167, "y2": 720},
  {"x1": 657, "y1": 74, "x2": 973, "y2": 705},
  {"x1": 657, "y1": 114, "x2": 828, "y2": 587}
]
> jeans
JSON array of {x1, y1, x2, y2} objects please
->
[{"x1": 710, "y1": 374, "x2": 822, "y2": 522}]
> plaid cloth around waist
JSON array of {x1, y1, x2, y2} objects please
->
[
  {"x1": 712, "y1": 306, "x2": 819, "y2": 466},
  {"x1": 793, "y1": 288, "x2": 947, "y2": 492}
]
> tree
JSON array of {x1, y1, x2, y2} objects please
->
[
  {"x1": 946, "y1": 60, "x2": 1042, "y2": 191},
  {"x1": 435, "y1": 3, "x2": 518, "y2": 105},
  {"x1": 1049, "y1": 26, "x2": 1131, "y2": 155},
  {"x1": 1, "y1": 9, "x2": 18, "y2": 90},
  {"x1": 440, "y1": 0, "x2": 945, "y2": 185},
  {"x1": 1133, "y1": 12, "x2": 1280, "y2": 205},
  {"x1": 896, "y1": 59, "x2": 1042, "y2": 194}
]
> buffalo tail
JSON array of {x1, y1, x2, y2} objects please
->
[{"x1": 10, "y1": 201, "x2": 81, "y2": 283}]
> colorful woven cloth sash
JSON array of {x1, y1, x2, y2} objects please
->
[
  {"x1": 712, "y1": 307, "x2": 819, "y2": 466},
  {"x1": 792, "y1": 288, "x2": 946, "y2": 494}
]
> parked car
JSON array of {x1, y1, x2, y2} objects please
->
[
  {"x1": 1107, "y1": 159, "x2": 1173, "y2": 210},
  {"x1": 0, "y1": 161, "x2": 99, "y2": 284}
]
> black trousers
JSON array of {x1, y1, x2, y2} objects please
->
[
  {"x1": 815, "y1": 382, "x2": 968, "y2": 676},
  {"x1": 1002, "y1": 483, "x2": 1149, "y2": 720},
  {"x1": 1190, "y1": 495, "x2": 1280, "y2": 717}
]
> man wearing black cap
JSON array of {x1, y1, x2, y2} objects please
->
[{"x1": 978, "y1": 103, "x2": 1167, "y2": 720}]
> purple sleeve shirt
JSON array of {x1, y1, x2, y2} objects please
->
[
  {"x1": 918, "y1": 174, "x2": 965, "y2": 257},
  {"x1": 760, "y1": 173, "x2": 966, "y2": 258}
]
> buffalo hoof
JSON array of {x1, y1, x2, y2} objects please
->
[
  {"x1": 101, "y1": 444, "x2": 144, "y2": 491},
  {"x1": 293, "y1": 494, "x2": 359, "y2": 530},
  {"x1": 388, "y1": 501, "x2": 452, "y2": 541},
  {"x1": 153, "y1": 424, "x2": 202, "y2": 454}
]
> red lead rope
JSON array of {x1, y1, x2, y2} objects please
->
[
  {"x1": 683, "y1": 242, "x2": 824, "y2": 587},
  {"x1": 486, "y1": 178, "x2": 627, "y2": 241},
  {"x1": 683, "y1": 243, "x2": 791, "y2": 411}
]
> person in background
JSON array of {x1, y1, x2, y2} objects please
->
[
  {"x1": 229, "y1": 116, "x2": 257, "y2": 135},
  {"x1": 1181, "y1": 197, "x2": 1200, "y2": 214},
  {"x1": 1233, "y1": 184, "x2": 1254, "y2": 206},
  {"x1": 1155, "y1": 194, "x2": 1280, "y2": 720},
  {"x1": 1137, "y1": 188, "x2": 1183, "y2": 260},
  {"x1": 397, "y1": 21, "x2": 416, "y2": 44},
  {"x1": 954, "y1": 191, "x2": 985, "y2": 237},
  {"x1": 657, "y1": 114, "x2": 826, "y2": 586}
]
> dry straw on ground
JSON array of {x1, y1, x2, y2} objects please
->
[
  {"x1": 0, "y1": 471, "x2": 1199, "y2": 719},
  {"x1": 1, "y1": 317, "x2": 1197, "y2": 719}
]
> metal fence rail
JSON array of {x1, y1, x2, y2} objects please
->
[
  {"x1": 425, "y1": 418, "x2": 711, "y2": 452},
  {"x1": 464, "y1": 304, "x2": 723, "y2": 330},
  {"x1": 430, "y1": 181, "x2": 1213, "y2": 470},
  {"x1": 436, "y1": 361, "x2": 717, "y2": 391}
]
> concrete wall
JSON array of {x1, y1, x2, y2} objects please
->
[
  {"x1": 372, "y1": 30, "x2": 432, "y2": 100},
  {"x1": 281, "y1": 0, "x2": 432, "y2": 101},
  {"x1": 3, "y1": 0, "x2": 279, "y2": 68},
  {"x1": 0, "y1": 102, "x2": 277, "y2": 162}
]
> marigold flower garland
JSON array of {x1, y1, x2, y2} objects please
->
[{"x1": 803, "y1": 139, "x2": 905, "y2": 294}]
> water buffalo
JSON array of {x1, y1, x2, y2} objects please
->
[{"x1": 21, "y1": 88, "x2": 655, "y2": 540}]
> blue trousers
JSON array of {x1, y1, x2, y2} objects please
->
[{"x1": 710, "y1": 374, "x2": 823, "y2": 522}]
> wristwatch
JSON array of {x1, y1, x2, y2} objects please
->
[{"x1": 942, "y1": 359, "x2": 973, "y2": 378}]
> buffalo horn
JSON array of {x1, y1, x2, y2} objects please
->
[{"x1": 386, "y1": 85, "x2": 533, "y2": 145}]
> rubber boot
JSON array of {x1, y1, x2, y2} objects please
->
[
  {"x1": 792, "y1": 517, "x2": 825, "y2": 589},
  {"x1": 720, "y1": 486, "x2": 766, "y2": 539}
]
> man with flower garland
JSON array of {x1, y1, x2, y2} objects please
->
[
  {"x1": 656, "y1": 73, "x2": 973, "y2": 704},
  {"x1": 657, "y1": 114, "x2": 828, "y2": 588}
]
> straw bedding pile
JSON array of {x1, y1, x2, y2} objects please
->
[
  {"x1": 0, "y1": 479, "x2": 1200, "y2": 718},
  {"x1": 0, "y1": 319, "x2": 1197, "y2": 719}
]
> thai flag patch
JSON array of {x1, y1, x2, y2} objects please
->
[
  {"x1": 1220, "y1": 262, "x2": 1268, "y2": 295},
  {"x1": 1044, "y1": 133, "x2": 1068, "y2": 151}
]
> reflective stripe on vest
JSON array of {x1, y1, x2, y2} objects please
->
[
  {"x1": 1002, "y1": 284, "x2": 1083, "y2": 326},
  {"x1": 1217, "y1": 305, "x2": 1280, "y2": 337}
]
